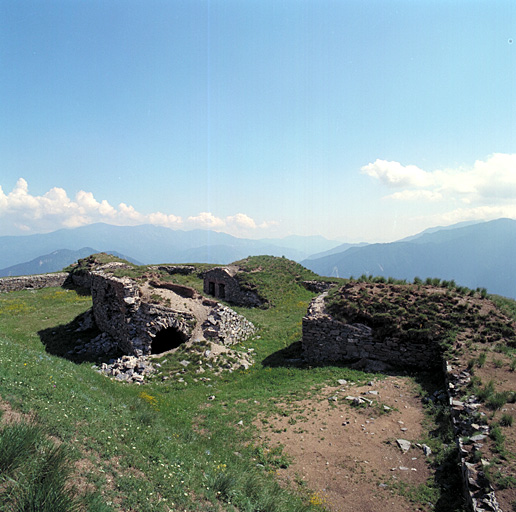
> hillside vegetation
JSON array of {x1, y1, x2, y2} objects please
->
[
  {"x1": 2, "y1": 256, "x2": 516, "y2": 511},
  {"x1": 325, "y1": 278, "x2": 516, "y2": 349}
]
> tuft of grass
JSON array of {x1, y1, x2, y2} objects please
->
[
  {"x1": 0, "y1": 421, "x2": 92, "y2": 512},
  {"x1": 500, "y1": 414, "x2": 514, "y2": 427}
]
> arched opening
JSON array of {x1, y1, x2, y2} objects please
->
[{"x1": 151, "y1": 326, "x2": 187, "y2": 354}]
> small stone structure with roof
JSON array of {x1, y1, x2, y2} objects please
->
[{"x1": 203, "y1": 265, "x2": 264, "y2": 307}]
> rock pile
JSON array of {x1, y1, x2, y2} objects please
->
[
  {"x1": 69, "y1": 332, "x2": 119, "y2": 357},
  {"x1": 202, "y1": 304, "x2": 256, "y2": 346},
  {"x1": 94, "y1": 355, "x2": 157, "y2": 384},
  {"x1": 445, "y1": 362, "x2": 503, "y2": 512}
]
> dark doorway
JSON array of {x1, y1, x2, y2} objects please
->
[
  {"x1": 151, "y1": 326, "x2": 187, "y2": 354},
  {"x1": 218, "y1": 283, "x2": 225, "y2": 299},
  {"x1": 208, "y1": 281, "x2": 215, "y2": 296}
]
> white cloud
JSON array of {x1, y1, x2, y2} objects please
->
[
  {"x1": 361, "y1": 159, "x2": 434, "y2": 188},
  {"x1": 0, "y1": 179, "x2": 273, "y2": 237},
  {"x1": 186, "y1": 212, "x2": 226, "y2": 229},
  {"x1": 385, "y1": 190, "x2": 443, "y2": 201},
  {"x1": 363, "y1": 153, "x2": 516, "y2": 205},
  {"x1": 226, "y1": 213, "x2": 257, "y2": 230},
  {"x1": 429, "y1": 204, "x2": 516, "y2": 226}
]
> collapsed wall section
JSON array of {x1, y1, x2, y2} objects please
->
[
  {"x1": 302, "y1": 292, "x2": 441, "y2": 369},
  {"x1": 202, "y1": 303, "x2": 256, "y2": 346}
]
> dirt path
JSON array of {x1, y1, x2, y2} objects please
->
[{"x1": 258, "y1": 376, "x2": 434, "y2": 512}]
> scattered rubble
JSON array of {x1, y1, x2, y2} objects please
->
[{"x1": 93, "y1": 355, "x2": 157, "y2": 384}]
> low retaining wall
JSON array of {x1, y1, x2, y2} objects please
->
[
  {"x1": 302, "y1": 293, "x2": 441, "y2": 369},
  {"x1": 0, "y1": 273, "x2": 68, "y2": 293}
]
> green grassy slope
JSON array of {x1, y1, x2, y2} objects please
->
[{"x1": 0, "y1": 257, "x2": 367, "y2": 511}]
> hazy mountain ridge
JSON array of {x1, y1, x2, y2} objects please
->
[
  {"x1": 0, "y1": 223, "x2": 340, "y2": 271},
  {"x1": 2, "y1": 219, "x2": 515, "y2": 300},
  {"x1": 0, "y1": 248, "x2": 141, "y2": 277},
  {"x1": 302, "y1": 218, "x2": 516, "y2": 299}
]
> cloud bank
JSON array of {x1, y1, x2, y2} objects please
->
[
  {"x1": 361, "y1": 153, "x2": 516, "y2": 224},
  {"x1": 0, "y1": 178, "x2": 274, "y2": 237}
]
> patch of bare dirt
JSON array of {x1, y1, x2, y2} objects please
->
[{"x1": 257, "y1": 377, "x2": 434, "y2": 512}]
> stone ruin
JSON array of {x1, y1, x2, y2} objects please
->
[
  {"x1": 302, "y1": 292, "x2": 441, "y2": 371},
  {"x1": 203, "y1": 266, "x2": 265, "y2": 307},
  {"x1": 0, "y1": 273, "x2": 68, "y2": 293},
  {"x1": 69, "y1": 265, "x2": 256, "y2": 357}
]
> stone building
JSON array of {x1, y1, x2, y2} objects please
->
[{"x1": 203, "y1": 266, "x2": 264, "y2": 307}]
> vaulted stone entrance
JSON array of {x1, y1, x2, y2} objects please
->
[{"x1": 151, "y1": 326, "x2": 187, "y2": 354}]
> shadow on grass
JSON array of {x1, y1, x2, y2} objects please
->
[
  {"x1": 261, "y1": 341, "x2": 306, "y2": 367},
  {"x1": 38, "y1": 310, "x2": 122, "y2": 365}
]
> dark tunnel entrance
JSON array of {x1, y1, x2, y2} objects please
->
[{"x1": 151, "y1": 326, "x2": 187, "y2": 354}]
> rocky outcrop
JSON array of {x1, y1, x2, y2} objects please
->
[
  {"x1": 302, "y1": 292, "x2": 441, "y2": 369},
  {"x1": 0, "y1": 273, "x2": 68, "y2": 293}
]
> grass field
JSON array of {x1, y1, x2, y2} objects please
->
[
  {"x1": 0, "y1": 260, "x2": 374, "y2": 511},
  {"x1": 2, "y1": 257, "x2": 514, "y2": 511}
]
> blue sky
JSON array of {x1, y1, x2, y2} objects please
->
[{"x1": 1, "y1": 0, "x2": 516, "y2": 242}]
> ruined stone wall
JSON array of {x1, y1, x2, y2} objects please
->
[
  {"x1": 302, "y1": 293, "x2": 441, "y2": 369},
  {"x1": 70, "y1": 270, "x2": 254, "y2": 355},
  {"x1": 0, "y1": 273, "x2": 68, "y2": 293},
  {"x1": 70, "y1": 271, "x2": 195, "y2": 355},
  {"x1": 202, "y1": 303, "x2": 256, "y2": 346}
]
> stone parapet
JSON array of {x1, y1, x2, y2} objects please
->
[
  {"x1": 0, "y1": 273, "x2": 68, "y2": 293},
  {"x1": 302, "y1": 292, "x2": 441, "y2": 369}
]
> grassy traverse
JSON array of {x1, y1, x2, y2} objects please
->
[{"x1": 0, "y1": 255, "x2": 514, "y2": 511}]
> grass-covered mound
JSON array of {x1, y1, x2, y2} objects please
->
[
  {"x1": 325, "y1": 279, "x2": 516, "y2": 351},
  {"x1": 232, "y1": 255, "x2": 323, "y2": 308}
]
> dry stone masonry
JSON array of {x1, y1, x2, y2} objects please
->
[
  {"x1": 0, "y1": 273, "x2": 68, "y2": 293},
  {"x1": 203, "y1": 266, "x2": 265, "y2": 307},
  {"x1": 70, "y1": 266, "x2": 255, "y2": 357},
  {"x1": 302, "y1": 292, "x2": 441, "y2": 370},
  {"x1": 302, "y1": 285, "x2": 511, "y2": 511}
]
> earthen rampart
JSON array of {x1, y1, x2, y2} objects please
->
[{"x1": 302, "y1": 292, "x2": 441, "y2": 369}]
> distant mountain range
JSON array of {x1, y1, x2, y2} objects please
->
[
  {"x1": 1, "y1": 219, "x2": 515, "y2": 300},
  {"x1": 0, "y1": 223, "x2": 341, "y2": 274},
  {"x1": 302, "y1": 218, "x2": 516, "y2": 299}
]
